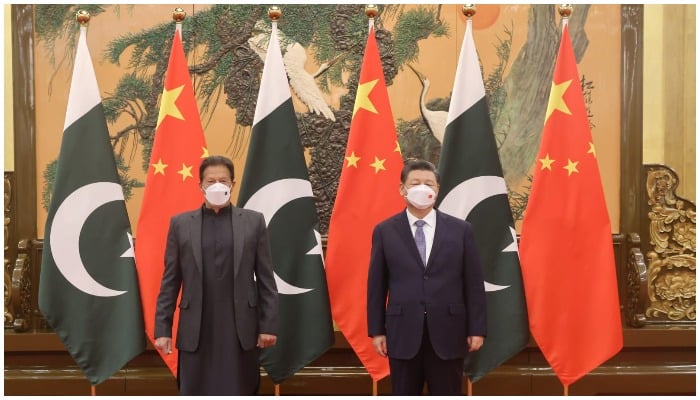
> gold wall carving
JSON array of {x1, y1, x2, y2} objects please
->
[
  {"x1": 4, "y1": 172, "x2": 13, "y2": 327},
  {"x1": 5, "y1": 171, "x2": 35, "y2": 332},
  {"x1": 626, "y1": 234, "x2": 647, "y2": 327},
  {"x1": 10, "y1": 239, "x2": 32, "y2": 332},
  {"x1": 629, "y1": 164, "x2": 696, "y2": 326}
]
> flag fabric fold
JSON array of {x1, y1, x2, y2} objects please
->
[
  {"x1": 325, "y1": 24, "x2": 405, "y2": 382},
  {"x1": 436, "y1": 19, "x2": 529, "y2": 383},
  {"x1": 519, "y1": 22, "x2": 623, "y2": 387},
  {"x1": 134, "y1": 26, "x2": 208, "y2": 376},
  {"x1": 38, "y1": 25, "x2": 145, "y2": 386},
  {"x1": 237, "y1": 20, "x2": 334, "y2": 384}
]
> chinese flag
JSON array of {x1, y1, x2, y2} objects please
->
[
  {"x1": 519, "y1": 23, "x2": 622, "y2": 387},
  {"x1": 135, "y1": 26, "x2": 208, "y2": 376},
  {"x1": 325, "y1": 24, "x2": 404, "y2": 382}
]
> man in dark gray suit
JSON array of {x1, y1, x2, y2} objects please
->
[
  {"x1": 155, "y1": 155, "x2": 278, "y2": 395},
  {"x1": 367, "y1": 159, "x2": 487, "y2": 395}
]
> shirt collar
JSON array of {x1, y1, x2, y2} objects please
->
[
  {"x1": 406, "y1": 208, "x2": 436, "y2": 228},
  {"x1": 202, "y1": 203, "x2": 233, "y2": 216}
]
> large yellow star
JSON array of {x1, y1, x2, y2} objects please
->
[
  {"x1": 353, "y1": 79, "x2": 378, "y2": 116},
  {"x1": 177, "y1": 163, "x2": 193, "y2": 181},
  {"x1": 545, "y1": 79, "x2": 572, "y2": 122},
  {"x1": 539, "y1": 154, "x2": 555, "y2": 171},
  {"x1": 587, "y1": 142, "x2": 596, "y2": 158},
  {"x1": 345, "y1": 151, "x2": 360, "y2": 168},
  {"x1": 369, "y1": 156, "x2": 386, "y2": 174},
  {"x1": 152, "y1": 158, "x2": 168, "y2": 175},
  {"x1": 157, "y1": 85, "x2": 185, "y2": 128},
  {"x1": 563, "y1": 159, "x2": 579, "y2": 176},
  {"x1": 201, "y1": 147, "x2": 210, "y2": 158}
]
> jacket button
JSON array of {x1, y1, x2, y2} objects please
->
[{"x1": 423, "y1": 275, "x2": 428, "y2": 280}]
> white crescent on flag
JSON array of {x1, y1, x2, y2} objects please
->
[
  {"x1": 50, "y1": 182, "x2": 131, "y2": 297},
  {"x1": 243, "y1": 178, "x2": 320, "y2": 295},
  {"x1": 440, "y1": 175, "x2": 516, "y2": 292}
]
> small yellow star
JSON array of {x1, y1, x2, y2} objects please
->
[
  {"x1": 201, "y1": 147, "x2": 210, "y2": 158},
  {"x1": 177, "y1": 163, "x2": 193, "y2": 181},
  {"x1": 353, "y1": 79, "x2": 378, "y2": 116},
  {"x1": 545, "y1": 79, "x2": 572, "y2": 122},
  {"x1": 563, "y1": 159, "x2": 579, "y2": 176},
  {"x1": 157, "y1": 85, "x2": 185, "y2": 128},
  {"x1": 587, "y1": 142, "x2": 596, "y2": 158},
  {"x1": 539, "y1": 154, "x2": 555, "y2": 171},
  {"x1": 152, "y1": 158, "x2": 168, "y2": 175},
  {"x1": 345, "y1": 151, "x2": 360, "y2": 168},
  {"x1": 394, "y1": 141, "x2": 402, "y2": 155},
  {"x1": 369, "y1": 156, "x2": 386, "y2": 174}
]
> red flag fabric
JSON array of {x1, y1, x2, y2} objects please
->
[
  {"x1": 325, "y1": 25, "x2": 404, "y2": 382},
  {"x1": 519, "y1": 23, "x2": 622, "y2": 387},
  {"x1": 135, "y1": 27, "x2": 208, "y2": 376}
]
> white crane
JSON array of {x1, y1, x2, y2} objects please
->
[
  {"x1": 248, "y1": 20, "x2": 336, "y2": 121},
  {"x1": 407, "y1": 63, "x2": 447, "y2": 143}
]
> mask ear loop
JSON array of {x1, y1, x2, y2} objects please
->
[{"x1": 399, "y1": 185, "x2": 408, "y2": 198}]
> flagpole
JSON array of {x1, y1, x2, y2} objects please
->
[
  {"x1": 76, "y1": 11, "x2": 102, "y2": 397},
  {"x1": 365, "y1": 6, "x2": 379, "y2": 394},
  {"x1": 364, "y1": 8, "x2": 380, "y2": 396},
  {"x1": 554, "y1": 7, "x2": 577, "y2": 396},
  {"x1": 555, "y1": 0, "x2": 572, "y2": 385},
  {"x1": 172, "y1": 7, "x2": 185, "y2": 39},
  {"x1": 265, "y1": 10, "x2": 281, "y2": 398},
  {"x1": 559, "y1": 3, "x2": 572, "y2": 31},
  {"x1": 74, "y1": 9, "x2": 99, "y2": 397},
  {"x1": 269, "y1": 5, "x2": 282, "y2": 68},
  {"x1": 556, "y1": 0, "x2": 573, "y2": 388},
  {"x1": 366, "y1": 4, "x2": 378, "y2": 33},
  {"x1": 462, "y1": 6, "x2": 478, "y2": 396}
]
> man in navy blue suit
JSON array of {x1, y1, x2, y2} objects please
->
[{"x1": 367, "y1": 159, "x2": 487, "y2": 395}]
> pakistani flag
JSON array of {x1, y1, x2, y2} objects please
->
[
  {"x1": 238, "y1": 20, "x2": 334, "y2": 384},
  {"x1": 436, "y1": 19, "x2": 529, "y2": 383},
  {"x1": 38, "y1": 24, "x2": 145, "y2": 386}
]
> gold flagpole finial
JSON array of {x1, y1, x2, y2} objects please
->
[
  {"x1": 172, "y1": 7, "x2": 186, "y2": 23},
  {"x1": 559, "y1": 4, "x2": 573, "y2": 19},
  {"x1": 462, "y1": 5, "x2": 476, "y2": 19},
  {"x1": 365, "y1": 4, "x2": 378, "y2": 20},
  {"x1": 76, "y1": 10, "x2": 90, "y2": 26},
  {"x1": 268, "y1": 6, "x2": 282, "y2": 21}
]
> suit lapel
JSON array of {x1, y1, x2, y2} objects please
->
[
  {"x1": 231, "y1": 207, "x2": 245, "y2": 278},
  {"x1": 392, "y1": 211, "x2": 425, "y2": 270},
  {"x1": 425, "y1": 210, "x2": 446, "y2": 271},
  {"x1": 190, "y1": 210, "x2": 203, "y2": 274}
]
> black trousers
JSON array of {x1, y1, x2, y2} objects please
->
[{"x1": 388, "y1": 319, "x2": 464, "y2": 395}]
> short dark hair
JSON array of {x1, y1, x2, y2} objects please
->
[
  {"x1": 199, "y1": 155, "x2": 235, "y2": 182},
  {"x1": 400, "y1": 158, "x2": 440, "y2": 184}
]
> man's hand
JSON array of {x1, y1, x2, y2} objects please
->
[
  {"x1": 467, "y1": 336, "x2": 484, "y2": 352},
  {"x1": 372, "y1": 335, "x2": 387, "y2": 357},
  {"x1": 155, "y1": 337, "x2": 172, "y2": 354},
  {"x1": 257, "y1": 334, "x2": 277, "y2": 349}
]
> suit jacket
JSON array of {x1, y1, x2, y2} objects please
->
[
  {"x1": 155, "y1": 205, "x2": 278, "y2": 352},
  {"x1": 367, "y1": 209, "x2": 487, "y2": 360}
]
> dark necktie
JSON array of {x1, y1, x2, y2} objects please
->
[{"x1": 414, "y1": 220, "x2": 426, "y2": 266}]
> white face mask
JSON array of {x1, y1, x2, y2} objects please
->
[
  {"x1": 204, "y1": 182, "x2": 231, "y2": 206},
  {"x1": 405, "y1": 184, "x2": 436, "y2": 209}
]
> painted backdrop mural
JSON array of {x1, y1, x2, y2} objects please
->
[{"x1": 34, "y1": 4, "x2": 621, "y2": 236}]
